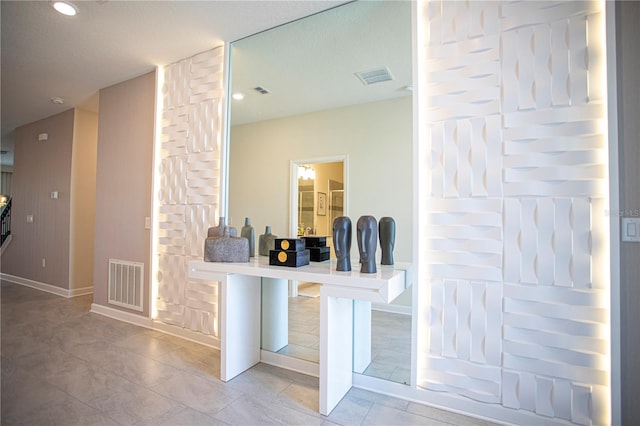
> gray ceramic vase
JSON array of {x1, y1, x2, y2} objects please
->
[
  {"x1": 241, "y1": 217, "x2": 255, "y2": 257},
  {"x1": 207, "y1": 216, "x2": 237, "y2": 238},
  {"x1": 259, "y1": 226, "x2": 277, "y2": 256},
  {"x1": 204, "y1": 227, "x2": 249, "y2": 263}
]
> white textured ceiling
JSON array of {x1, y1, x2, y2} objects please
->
[{"x1": 0, "y1": 0, "x2": 346, "y2": 166}]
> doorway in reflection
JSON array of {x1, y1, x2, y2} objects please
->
[{"x1": 295, "y1": 161, "x2": 344, "y2": 238}]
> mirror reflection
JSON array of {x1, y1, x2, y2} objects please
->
[
  {"x1": 296, "y1": 161, "x2": 344, "y2": 238},
  {"x1": 227, "y1": 0, "x2": 412, "y2": 385}
]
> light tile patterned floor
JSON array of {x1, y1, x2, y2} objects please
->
[{"x1": 1, "y1": 280, "x2": 497, "y2": 425}]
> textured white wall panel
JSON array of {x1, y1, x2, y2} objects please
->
[
  {"x1": 427, "y1": 199, "x2": 503, "y2": 281},
  {"x1": 423, "y1": 357, "x2": 502, "y2": 403},
  {"x1": 425, "y1": 278, "x2": 503, "y2": 402},
  {"x1": 159, "y1": 157, "x2": 188, "y2": 205},
  {"x1": 187, "y1": 151, "x2": 220, "y2": 205},
  {"x1": 185, "y1": 205, "x2": 216, "y2": 258},
  {"x1": 156, "y1": 253, "x2": 185, "y2": 326},
  {"x1": 188, "y1": 101, "x2": 218, "y2": 153},
  {"x1": 163, "y1": 59, "x2": 190, "y2": 109},
  {"x1": 420, "y1": 1, "x2": 609, "y2": 423},
  {"x1": 503, "y1": 197, "x2": 602, "y2": 286},
  {"x1": 155, "y1": 46, "x2": 225, "y2": 336}
]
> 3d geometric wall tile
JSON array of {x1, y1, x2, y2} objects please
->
[
  {"x1": 426, "y1": 199, "x2": 503, "y2": 282},
  {"x1": 429, "y1": 279, "x2": 503, "y2": 363},
  {"x1": 425, "y1": 278, "x2": 502, "y2": 402},
  {"x1": 503, "y1": 197, "x2": 599, "y2": 286},
  {"x1": 420, "y1": 1, "x2": 608, "y2": 423},
  {"x1": 155, "y1": 46, "x2": 225, "y2": 337}
]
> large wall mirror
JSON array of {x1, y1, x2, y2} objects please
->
[{"x1": 227, "y1": 0, "x2": 413, "y2": 385}]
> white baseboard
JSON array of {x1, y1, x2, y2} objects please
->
[
  {"x1": 90, "y1": 303, "x2": 219, "y2": 349},
  {"x1": 70, "y1": 286, "x2": 94, "y2": 297},
  {"x1": 151, "y1": 319, "x2": 220, "y2": 349},
  {"x1": 353, "y1": 374, "x2": 544, "y2": 426},
  {"x1": 260, "y1": 349, "x2": 319, "y2": 377},
  {"x1": 90, "y1": 303, "x2": 154, "y2": 328},
  {"x1": 372, "y1": 302, "x2": 411, "y2": 316},
  {"x1": 0, "y1": 234, "x2": 12, "y2": 256},
  {"x1": 0, "y1": 273, "x2": 93, "y2": 298}
]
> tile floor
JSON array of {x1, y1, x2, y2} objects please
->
[{"x1": 1, "y1": 280, "x2": 497, "y2": 425}]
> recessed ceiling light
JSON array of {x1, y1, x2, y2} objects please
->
[
  {"x1": 51, "y1": 1, "x2": 78, "y2": 16},
  {"x1": 50, "y1": 96, "x2": 64, "y2": 105},
  {"x1": 232, "y1": 93, "x2": 245, "y2": 100}
]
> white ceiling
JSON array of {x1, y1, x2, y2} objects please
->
[
  {"x1": 1, "y1": 0, "x2": 412, "y2": 167},
  {"x1": 229, "y1": 0, "x2": 412, "y2": 125},
  {"x1": 0, "y1": 0, "x2": 347, "y2": 166}
]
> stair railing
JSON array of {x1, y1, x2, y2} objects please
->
[{"x1": 1, "y1": 197, "x2": 12, "y2": 246}]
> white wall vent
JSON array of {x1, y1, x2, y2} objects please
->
[
  {"x1": 108, "y1": 259, "x2": 144, "y2": 311},
  {"x1": 355, "y1": 66, "x2": 394, "y2": 85}
]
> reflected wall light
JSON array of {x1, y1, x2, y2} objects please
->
[{"x1": 298, "y1": 165, "x2": 315, "y2": 180}]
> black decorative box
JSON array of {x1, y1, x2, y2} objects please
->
[
  {"x1": 274, "y1": 238, "x2": 306, "y2": 252},
  {"x1": 302, "y1": 236, "x2": 327, "y2": 248},
  {"x1": 309, "y1": 246, "x2": 330, "y2": 262},
  {"x1": 269, "y1": 249, "x2": 310, "y2": 267}
]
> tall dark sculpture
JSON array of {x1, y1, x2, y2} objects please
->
[
  {"x1": 357, "y1": 215, "x2": 377, "y2": 274},
  {"x1": 332, "y1": 216, "x2": 352, "y2": 271},
  {"x1": 378, "y1": 216, "x2": 396, "y2": 265}
]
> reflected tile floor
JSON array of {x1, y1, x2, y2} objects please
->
[
  {"x1": 285, "y1": 287, "x2": 412, "y2": 385},
  {"x1": 1, "y1": 281, "x2": 497, "y2": 426}
]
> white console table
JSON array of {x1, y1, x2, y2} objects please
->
[{"x1": 188, "y1": 257, "x2": 410, "y2": 415}]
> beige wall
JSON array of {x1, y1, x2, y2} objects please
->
[
  {"x1": 2, "y1": 109, "x2": 74, "y2": 289},
  {"x1": 92, "y1": 71, "x2": 155, "y2": 315},
  {"x1": 70, "y1": 109, "x2": 98, "y2": 290},
  {"x1": 229, "y1": 96, "x2": 413, "y2": 263},
  {"x1": 616, "y1": 2, "x2": 640, "y2": 424}
]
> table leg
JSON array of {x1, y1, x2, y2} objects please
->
[
  {"x1": 320, "y1": 287, "x2": 353, "y2": 415},
  {"x1": 220, "y1": 274, "x2": 261, "y2": 382}
]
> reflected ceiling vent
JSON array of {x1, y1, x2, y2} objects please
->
[
  {"x1": 355, "y1": 67, "x2": 394, "y2": 85},
  {"x1": 253, "y1": 86, "x2": 270, "y2": 95}
]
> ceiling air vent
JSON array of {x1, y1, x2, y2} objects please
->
[
  {"x1": 355, "y1": 67, "x2": 394, "y2": 85},
  {"x1": 253, "y1": 86, "x2": 270, "y2": 95}
]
